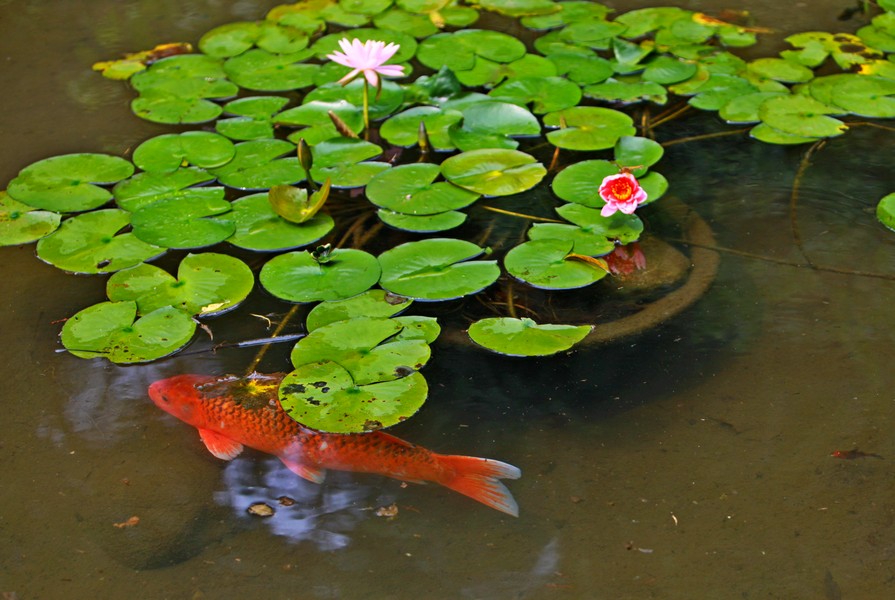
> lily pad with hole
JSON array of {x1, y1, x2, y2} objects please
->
[
  {"x1": 0, "y1": 191, "x2": 61, "y2": 246},
  {"x1": 227, "y1": 192, "x2": 334, "y2": 251},
  {"x1": 488, "y1": 76, "x2": 581, "y2": 114},
  {"x1": 504, "y1": 238, "x2": 607, "y2": 289},
  {"x1": 215, "y1": 96, "x2": 292, "y2": 141},
  {"x1": 260, "y1": 248, "x2": 381, "y2": 303},
  {"x1": 278, "y1": 360, "x2": 428, "y2": 433},
  {"x1": 61, "y1": 301, "x2": 196, "y2": 363},
  {"x1": 543, "y1": 106, "x2": 636, "y2": 151},
  {"x1": 758, "y1": 95, "x2": 847, "y2": 138},
  {"x1": 7, "y1": 153, "x2": 135, "y2": 213},
  {"x1": 306, "y1": 289, "x2": 412, "y2": 331},
  {"x1": 366, "y1": 163, "x2": 480, "y2": 215},
  {"x1": 378, "y1": 238, "x2": 500, "y2": 301},
  {"x1": 440, "y1": 149, "x2": 546, "y2": 196},
  {"x1": 36, "y1": 209, "x2": 165, "y2": 274},
  {"x1": 113, "y1": 170, "x2": 219, "y2": 213},
  {"x1": 130, "y1": 191, "x2": 235, "y2": 249},
  {"x1": 106, "y1": 252, "x2": 254, "y2": 317},
  {"x1": 132, "y1": 132, "x2": 236, "y2": 174},
  {"x1": 278, "y1": 100, "x2": 365, "y2": 146},
  {"x1": 468, "y1": 317, "x2": 593, "y2": 356},
  {"x1": 210, "y1": 139, "x2": 304, "y2": 190},
  {"x1": 417, "y1": 30, "x2": 527, "y2": 72},
  {"x1": 291, "y1": 317, "x2": 431, "y2": 385},
  {"x1": 379, "y1": 106, "x2": 464, "y2": 151},
  {"x1": 223, "y1": 49, "x2": 319, "y2": 92}
]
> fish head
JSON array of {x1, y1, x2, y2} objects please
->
[{"x1": 148, "y1": 374, "x2": 217, "y2": 425}]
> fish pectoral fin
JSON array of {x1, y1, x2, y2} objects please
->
[
  {"x1": 198, "y1": 428, "x2": 244, "y2": 461},
  {"x1": 279, "y1": 456, "x2": 326, "y2": 484}
]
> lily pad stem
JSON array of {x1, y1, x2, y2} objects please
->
[
  {"x1": 245, "y1": 304, "x2": 300, "y2": 376},
  {"x1": 481, "y1": 205, "x2": 564, "y2": 223}
]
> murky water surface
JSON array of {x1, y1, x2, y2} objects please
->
[{"x1": 2, "y1": 1, "x2": 894, "y2": 598}]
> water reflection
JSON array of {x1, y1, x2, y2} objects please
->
[{"x1": 214, "y1": 457, "x2": 389, "y2": 550}]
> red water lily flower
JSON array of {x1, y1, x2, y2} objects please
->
[{"x1": 599, "y1": 172, "x2": 648, "y2": 217}]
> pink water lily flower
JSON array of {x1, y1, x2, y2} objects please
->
[
  {"x1": 327, "y1": 38, "x2": 405, "y2": 87},
  {"x1": 599, "y1": 172, "x2": 648, "y2": 217}
]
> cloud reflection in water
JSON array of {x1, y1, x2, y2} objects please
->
[{"x1": 215, "y1": 456, "x2": 396, "y2": 550}]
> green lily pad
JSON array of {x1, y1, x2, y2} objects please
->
[
  {"x1": 504, "y1": 238, "x2": 607, "y2": 289},
  {"x1": 0, "y1": 191, "x2": 61, "y2": 246},
  {"x1": 454, "y1": 53, "x2": 557, "y2": 88},
  {"x1": 719, "y1": 91, "x2": 789, "y2": 124},
  {"x1": 199, "y1": 20, "x2": 311, "y2": 58},
  {"x1": 132, "y1": 132, "x2": 236, "y2": 174},
  {"x1": 468, "y1": 317, "x2": 593, "y2": 357},
  {"x1": 303, "y1": 79, "x2": 405, "y2": 121},
  {"x1": 746, "y1": 58, "x2": 814, "y2": 83},
  {"x1": 366, "y1": 163, "x2": 480, "y2": 215},
  {"x1": 278, "y1": 100, "x2": 365, "y2": 146},
  {"x1": 131, "y1": 95, "x2": 226, "y2": 125},
  {"x1": 378, "y1": 209, "x2": 467, "y2": 232},
  {"x1": 488, "y1": 76, "x2": 581, "y2": 114},
  {"x1": 291, "y1": 317, "x2": 430, "y2": 385},
  {"x1": 583, "y1": 78, "x2": 668, "y2": 105},
  {"x1": 392, "y1": 315, "x2": 440, "y2": 343},
  {"x1": 546, "y1": 50, "x2": 614, "y2": 85},
  {"x1": 36, "y1": 209, "x2": 164, "y2": 274},
  {"x1": 378, "y1": 238, "x2": 500, "y2": 301},
  {"x1": 224, "y1": 49, "x2": 319, "y2": 92},
  {"x1": 559, "y1": 18, "x2": 627, "y2": 50},
  {"x1": 642, "y1": 55, "x2": 698, "y2": 84},
  {"x1": 830, "y1": 76, "x2": 895, "y2": 118},
  {"x1": 782, "y1": 31, "x2": 880, "y2": 70},
  {"x1": 306, "y1": 289, "x2": 413, "y2": 332},
  {"x1": 373, "y1": 7, "x2": 439, "y2": 38},
  {"x1": 260, "y1": 248, "x2": 381, "y2": 303},
  {"x1": 688, "y1": 74, "x2": 758, "y2": 111},
  {"x1": 210, "y1": 139, "x2": 305, "y2": 190},
  {"x1": 379, "y1": 106, "x2": 464, "y2": 151},
  {"x1": 130, "y1": 190, "x2": 235, "y2": 249},
  {"x1": 417, "y1": 30, "x2": 527, "y2": 72},
  {"x1": 441, "y1": 149, "x2": 546, "y2": 196},
  {"x1": 758, "y1": 95, "x2": 847, "y2": 138},
  {"x1": 749, "y1": 122, "x2": 822, "y2": 145},
  {"x1": 215, "y1": 95, "x2": 292, "y2": 141},
  {"x1": 521, "y1": 0, "x2": 610, "y2": 30},
  {"x1": 552, "y1": 159, "x2": 619, "y2": 206},
  {"x1": 527, "y1": 222, "x2": 615, "y2": 256},
  {"x1": 544, "y1": 107, "x2": 636, "y2": 150},
  {"x1": 877, "y1": 192, "x2": 895, "y2": 232},
  {"x1": 557, "y1": 203, "x2": 644, "y2": 242},
  {"x1": 113, "y1": 170, "x2": 219, "y2": 213},
  {"x1": 278, "y1": 360, "x2": 428, "y2": 433},
  {"x1": 614, "y1": 136, "x2": 664, "y2": 173},
  {"x1": 448, "y1": 100, "x2": 542, "y2": 151},
  {"x1": 477, "y1": 0, "x2": 561, "y2": 18},
  {"x1": 107, "y1": 252, "x2": 254, "y2": 317},
  {"x1": 7, "y1": 153, "x2": 134, "y2": 213},
  {"x1": 227, "y1": 192, "x2": 333, "y2": 251},
  {"x1": 61, "y1": 301, "x2": 195, "y2": 364}
]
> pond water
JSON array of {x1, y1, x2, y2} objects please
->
[{"x1": 2, "y1": 1, "x2": 895, "y2": 598}]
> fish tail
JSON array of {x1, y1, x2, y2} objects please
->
[{"x1": 435, "y1": 455, "x2": 521, "y2": 517}]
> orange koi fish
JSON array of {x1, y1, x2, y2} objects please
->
[{"x1": 148, "y1": 373, "x2": 521, "y2": 516}]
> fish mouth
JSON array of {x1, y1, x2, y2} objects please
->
[{"x1": 147, "y1": 380, "x2": 168, "y2": 405}]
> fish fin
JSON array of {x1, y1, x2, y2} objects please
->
[
  {"x1": 436, "y1": 455, "x2": 521, "y2": 517},
  {"x1": 279, "y1": 456, "x2": 326, "y2": 484},
  {"x1": 198, "y1": 428, "x2": 244, "y2": 460}
]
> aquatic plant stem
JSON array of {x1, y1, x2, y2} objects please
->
[
  {"x1": 661, "y1": 129, "x2": 750, "y2": 147},
  {"x1": 362, "y1": 81, "x2": 370, "y2": 140},
  {"x1": 790, "y1": 140, "x2": 826, "y2": 268},
  {"x1": 245, "y1": 304, "x2": 300, "y2": 375},
  {"x1": 481, "y1": 205, "x2": 564, "y2": 222},
  {"x1": 648, "y1": 103, "x2": 693, "y2": 129}
]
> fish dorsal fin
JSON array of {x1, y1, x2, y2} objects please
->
[
  {"x1": 198, "y1": 428, "x2": 244, "y2": 460},
  {"x1": 279, "y1": 456, "x2": 326, "y2": 484}
]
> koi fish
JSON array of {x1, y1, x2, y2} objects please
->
[
  {"x1": 148, "y1": 373, "x2": 521, "y2": 516},
  {"x1": 831, "y1": 449, "x2": 883, "y2": 460}
]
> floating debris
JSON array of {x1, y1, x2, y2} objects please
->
[
  {"x1": 113, "y1": 516, "x2": 140, "y2": 528},
  {"x1": 375, "y1": 503, "x2": 399, "y2": 518},
  {"x1": 246, "y1": 502, "x2": 275, "y2": 517},
  {"x1": 277, "y1": 496, "x2": 296, "y2": 507}
]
